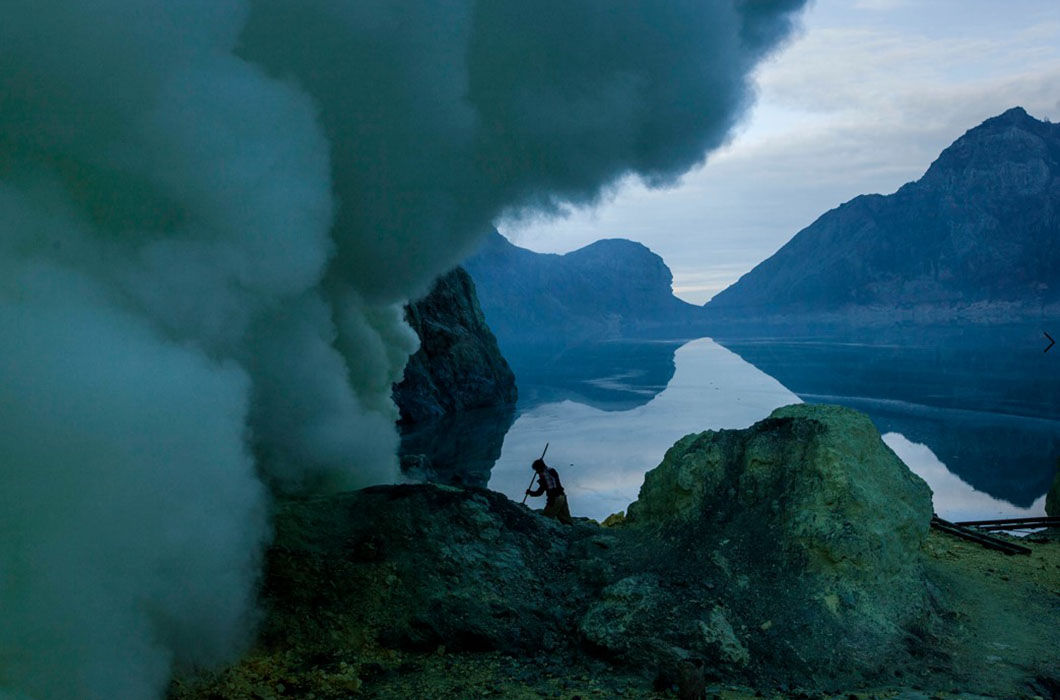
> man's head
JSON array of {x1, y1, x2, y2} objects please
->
[{"x1": 532, "y1": 459, "x2": 546, "y2": 472}]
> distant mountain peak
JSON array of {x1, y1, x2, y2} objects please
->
[
  {"x1": 919, "y1": 106, "x2": 1057, "y2": 193},
  {"x1": 465, "y1": 229, "x2": 706, "y2": 346},
  {"x1": 930, "y1": 106, "x2": 1052, "y2": 158},
  {"x1": 708, "y1": 108, "x2": 1060, "y2": 323},
  {"x1": 990, "y1": 105, "x2": 1031, "y2": 122},
  {"x1": 576, "y1": 237, "x2": 654, "y2": 252}
]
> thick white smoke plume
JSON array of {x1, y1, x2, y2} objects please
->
[{"x1": 0, "y1": 1, "x2": 805, "y2": 697}]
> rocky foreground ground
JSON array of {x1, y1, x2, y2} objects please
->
[{"x1": 172, "y1": 405, "x2": 1059, "y2": 699}]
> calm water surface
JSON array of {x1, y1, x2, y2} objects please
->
[
  {"x1": 477, "y1": 336, "x2": 1058, "y2": 522},
  {"x1": 488, "y1": 340, "x2": 798, "y2": 520}
]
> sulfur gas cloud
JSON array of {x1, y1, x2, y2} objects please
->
[{"x1": 0, "y1": 1, "x2": 807, "y2": 697}]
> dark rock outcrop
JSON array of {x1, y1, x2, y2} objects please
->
[
  {"x1": 261, "y1": 485, "x2": 592, "y2": 656},
  {"x1": 708, "y1": 107, "x2": 1060, "y2": 326},
  {"x1": 465, "y1": 229, "x2": 708, "y2": 348},
  {"x1": 393, "y1": 267, "x2": 516, "y2": 425}
]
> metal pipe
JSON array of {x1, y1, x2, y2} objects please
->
[{"x1": 931, "y1": 516, "x2": 1032, "y2": 556}]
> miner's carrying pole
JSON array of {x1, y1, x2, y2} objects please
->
[{"x1": 521, "y1": 443, "x2": 549, "y2": 505}]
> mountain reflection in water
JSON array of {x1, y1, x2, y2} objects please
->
[
  {"x1": 502, "y1": 339, "x2": 683, "y2": 412},
  {"x1": 883, "y1": 433, "x2": 1046, "y2": 522},
  {"x1": 487, "y1": 339, "x2": 798, "y2": 521},
  {"x1": 407, "y1": 335, "x2": 1056, "y2": 523},
  {"x1": 717, "y1": 332, "x2": 1060, "y2": 509}
]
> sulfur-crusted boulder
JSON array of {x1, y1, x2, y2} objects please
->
[{"x1": 625, "y1": 404, "x2": 934, "y2": 687}]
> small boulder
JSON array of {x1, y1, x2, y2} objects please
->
[
  {"x1": 696, "y1": 607, "x2": 749, "y2": 669},
  {"x1": 579, "y1": 575, "x2": 662, "y2": 659}
]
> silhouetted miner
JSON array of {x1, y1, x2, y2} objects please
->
[{"x1": 525, "y1": 458, "x2": 573, "y2": 525}]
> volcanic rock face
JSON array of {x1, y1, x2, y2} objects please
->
[
  {"x1": 708, "y1": 107, "x2": 1060, "y2": 324},
  {"x1": 392, "y1": 267, "x2": 517, "y2": 425},
  {"x1": 258, "y1": 404, "x2": 945, "y2": 691},
  {"x1": 261, "y1": 485, "x2": 594, "y2": 657}
]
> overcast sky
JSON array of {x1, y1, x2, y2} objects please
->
[{"x1": 496, "y1": 0, "x2": 1060, "y2": 304}]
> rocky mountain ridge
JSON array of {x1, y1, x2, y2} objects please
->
[
  {"x1": 465, "y1": 229, "x2": 708, "y2": 349},
  {"x1": 708, "y1": 107, "x2": 1060, "y2": 325}
]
